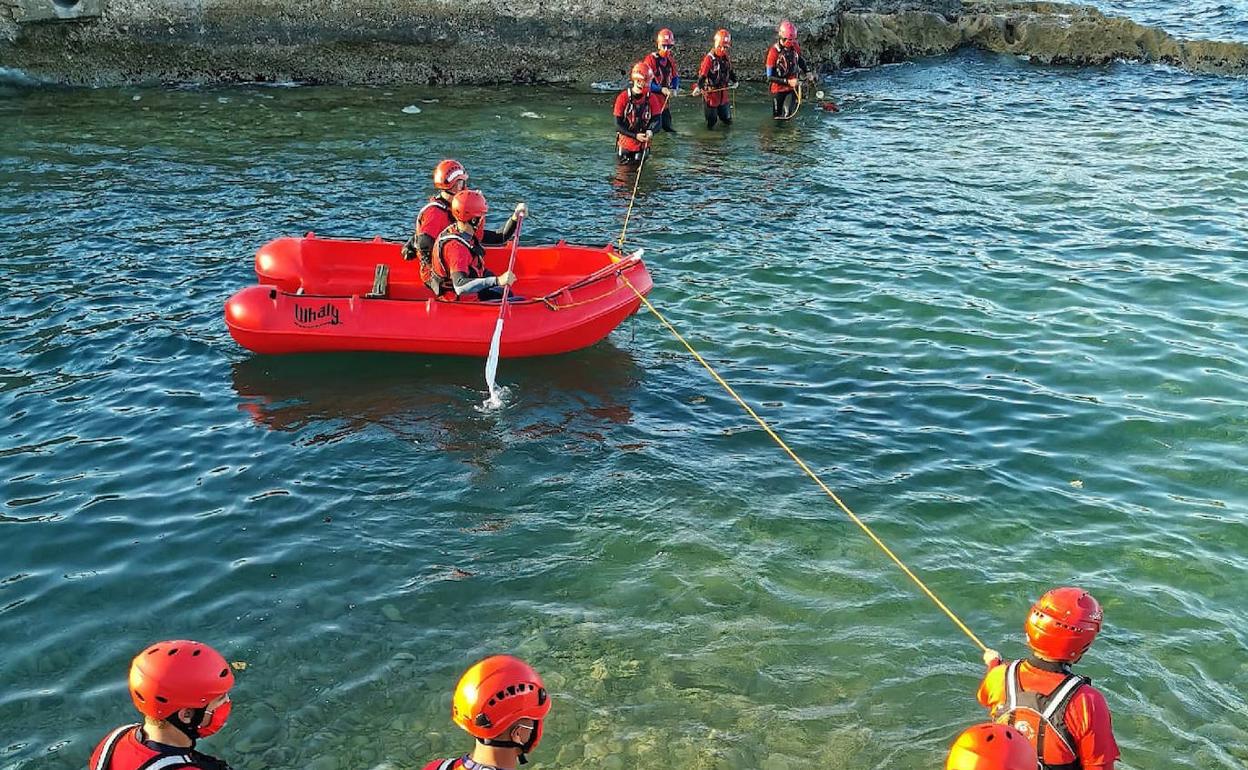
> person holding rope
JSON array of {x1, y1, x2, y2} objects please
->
[
  {"x1": 401, "y1": 159, "x2": 468, "y2": 264},
  {"x1": 89, "y1": 640, "x2": 236, "y2": 770},
  {"x1": 977, "y1": 587, "x2": 1120, "y2": 770},
  {"x1": 692, "y1": 28, "x2": 738, "y2": 130},
  {"x1": 643, "y1": 28, "x2": 681, "y2": 133},
  {"x1": 614, "y1": 61, "x2": 664, "y2": 166},
  {"x1": 422, "y1": 655, "x2": 552, "y2": 770},
  {"x1": 766, "y1": 20, "x2": 815, "y2": 119},
  {"x1": 428, "y1": 189, "x2": 524, "y2": 301}
]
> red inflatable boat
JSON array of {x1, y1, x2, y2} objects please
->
[{"x1": 224, "y1": 234, "x2": 652, "y2": 357}]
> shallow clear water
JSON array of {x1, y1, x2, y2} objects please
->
[{"x1": 2, "y1": 51, "x2": 1247, "y2": 770}]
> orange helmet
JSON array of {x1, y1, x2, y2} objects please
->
[
  {"x1": 451, "y1": 189, "x2": 489, "y2": 224},
  {"x1": 778, "y1": 19, "x2": 798, "y2": 46},
  {"x1": 433, "y1": 159, "x2": 468, "y2": 191},
  {"x1": 1026, "y1": 587, "x2": 1103, "y2": 663},
  {"x1": 713, "y1": 29, "x2": 731, "y2": 52},
  {"x1": 129, "y1": 640, "x2": 234, "y2": 721},
  {"x1": 452, "y1": 655, "x2": 551, "y2": 758},
  {"x1": 630, "y1": 61, "x2": 653, "y2": 88},
  {"x1": 656, "y1": 28, "x2": 676, "y2": 49},
  {"x1": 946, "y1": 723, "x2": 1037, "y2": 770}
]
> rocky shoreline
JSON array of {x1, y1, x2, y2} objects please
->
[{"x1": 2, "y1": 0, "x2": 1246, "y2": 86}]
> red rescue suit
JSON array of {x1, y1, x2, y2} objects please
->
[
  {"x1": 698, "y1": 50, "x2": 735, "y2": 108},
  {"x1": 643, "y1": 51, "x2": 679, "y2": 90},
  {"x1": 613, "y1": 90, "x2": 664, "y2": 153},
  {"x1": 979, "y1": 659, "x2": 1120, "y2": 770},
  {"x1": 766, "y1": 42, "x2": 802, "y2": 94},
  {"x1": 89, "y1": 725, "x2": 229, "y2": 770}
]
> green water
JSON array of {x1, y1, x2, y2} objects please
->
[{"x1": 2, "y1": 52, "x2": 1247, "y2": 770}]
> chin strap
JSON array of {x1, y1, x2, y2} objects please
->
[{"x1": 166, "y1": 708, "x2": 206, "y2": 744}]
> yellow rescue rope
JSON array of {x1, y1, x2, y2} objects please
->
[{"x1": 621, "y1": 276, "x2": 989, "y2": 652}]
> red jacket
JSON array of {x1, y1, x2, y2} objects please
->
[
  {"x1": 979, "y1": 659, "x2": 1120, "y2": 770},
  {"x1": 765, "y1": 42, "x2": 803, "y2": 94},
  {"x1": 614, "y1": 89, "x2": 665, "y2": 152},
  {"x1": 698, "y1": 51, "x2": 734, "y2": 107},
  {"x1": 89, "y1": 725, "x2": 227, "y2": 770}
]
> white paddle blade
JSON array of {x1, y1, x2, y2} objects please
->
[{"x1": 485, "y1": 317, "x2": 504, "y2": 401}]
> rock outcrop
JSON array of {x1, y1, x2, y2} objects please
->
[
  {"x1": 1, "y1": 0, "x2": 1245, "y2": 85},
  {"x1": 826, "y1": 2, "x2": 1248, "y2": 75}
]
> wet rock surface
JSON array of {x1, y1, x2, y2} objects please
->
[{"x1": 2, "y1": 1, "x2": 1243, "y2": 86}]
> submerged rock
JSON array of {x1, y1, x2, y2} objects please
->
[{"x1": 0, "y1": 1, "x2": 1244, "y2": 84}]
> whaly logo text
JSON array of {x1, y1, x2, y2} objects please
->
[{"x1": 293, "y1": 302, "x2": 341, "y2": 328}]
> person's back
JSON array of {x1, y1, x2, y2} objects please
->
[
  {"x1": 90, "y1": 640, "x2": 236, "y2": 770},
  {"x1": 978, "y1": 587, "x2": 1119, "y2": 770}
]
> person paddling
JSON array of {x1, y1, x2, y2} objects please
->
[
  {"x1": 692, "y1": 28, "x2": 738, "y2": 130},
  {"x1": 643, "y1": 28, "x2": 681, "y2": 133},
  {"x1": 422, "y1": 655, "x2": 552, "y2": 770},
  {"x1": 766, "y1": 20, "x2": 815, "y2": 119},
  {"x1": 946, "y1": 722, "x2": 1037, "y2": 770},
  {"x1": 614, "y1": 62, "x2": 663, "y2": 165},
  {"x1": 428, "y1": 189, "x2": 524, "y2": 301},
  {"x1": 978, "y1": 587, "x2": 1120, "y2": 770},
  {"x1": 402, "y1": 159, "x2": 469, "y2": 264},
  {"x1": 89, "y1": 640, "x2": 236, "y2": 770}
]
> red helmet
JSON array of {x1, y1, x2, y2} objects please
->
[
  {"x1": 713, "y1": 29, "x2": 731, "y2": 52},
  {"x1": 1026, "y1": 587, "x2": 1103, "y2": 663},
  {"x1": 778, "y1": 19, "x2": 798, "y2": 46},
  {"x1": 946, "y1": 723, "x2": 1037, "y2": 770},
  {"x1": 452, "y1": 656, "x2": 551, "y2": 755},
  {"x1": 433, "y1": 159, "x2": 468, "y2": 191},
  {"x1": 630, "y1": 61, "x2": 653, "y2": 87},
  {"x1": 451, "y1": 189, "x2": 489, "y2": 224},
  {"x1": 656, "y1": 28, "x2": 676, "y2": 49},
  {"x1": 129, "y1": 640, "x2": 234, "y2": 720}
]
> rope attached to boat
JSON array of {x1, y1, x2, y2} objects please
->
[{"x1": 619, "y1": 275, "x2": 988, "y2": 652}]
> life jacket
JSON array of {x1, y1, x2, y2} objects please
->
[
  {"x1": 703, "y1": 51, "x2": 732, "y2": 89},
  {"x1": 770, "y1": 43, "x2": 800, "y2": 93},
  {"x1": 645, "y1": 51, "x2": 677, "y2": 89},
  {"x1": 89, "y1": 725, "x2": 231, "y2": 770},
  {"x1": 421, "y1": 760, "x2": 462, "y2": 770},
  {"x1": 430, "y1": 226, "x2": 485, "y2": 295},
  {"x1": 417, "y1": 196, "x2": 453, "y2": 240},
  {"x1": 992, "y1": 659, "x2": 1089, "y2": 770},
  {"x1": 617, "y1": 91, "x2": 656, "y2": 152},
  {"x1": 701, "y1": 51, "x2": 732, "y2": 107}
]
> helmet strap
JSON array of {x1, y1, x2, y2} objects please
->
[
  {"x1": 476, "y1": 725, "x2": 538, "y2": 765},
  {"x1": 166, "y1": 707, "x2": 206, "y2": 744},
  {"x1": 1027, "y1": 654, "x2": 1073, "y2": 673}
]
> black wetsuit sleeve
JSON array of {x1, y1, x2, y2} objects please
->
[
  {"x1": 480, "y1": 216, "x2": 518, "y2": 246},
  {"x1": 729, "y1": 68, "x2": 739, "y2": 84},
  {"x1": 615, "y1": 116, "x2": 638, "y2": 139},
  {"x1": 415, "y1": 232, "x2": 435, "y2": 259}
]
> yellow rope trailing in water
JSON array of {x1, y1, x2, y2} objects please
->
[{"x1": 621, "y1": 276, "x2": 989, "y2": 652}]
